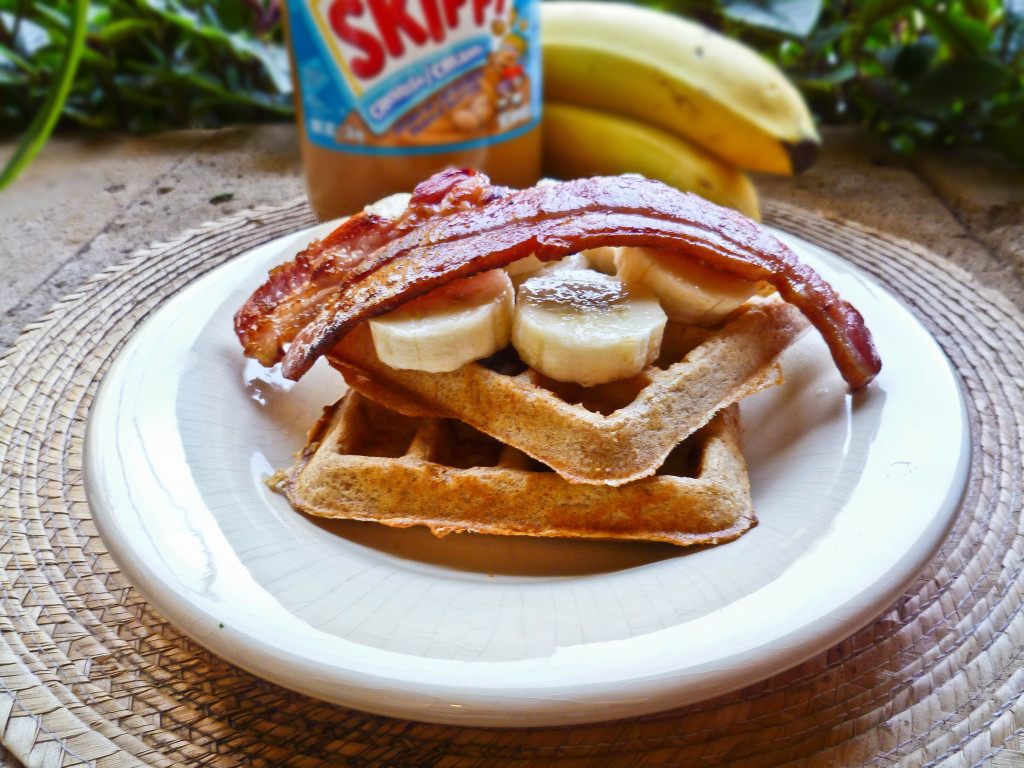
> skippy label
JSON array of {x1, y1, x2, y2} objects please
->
[{"x1": 288, "y1": 0, "x2": 541, "y2": 154}]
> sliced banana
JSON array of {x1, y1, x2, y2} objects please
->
[
  {"x1": 505, "y1": 254, "x2": 545, "y2": 280},
  {"x1": 581, "y1": 246, "x2": 620, "y2": 275},
  {"x1": 538, "y1": 252, "x2": 592, "y2": 274},
  {"x1": 505, "y1": 251, "x2": 592, "y2": 284},
  {"x1": 513, "y1": 268, "x2": 667, "y2": 386},
  {"x1": 615, "y1": 246, "x2": 757, "y2": 326},
  {"x1": 369, "y1": 269, "x2": 514, "y2": 372}
]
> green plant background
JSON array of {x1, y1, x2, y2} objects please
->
[{"x1": 2, "y1": 0, "x2": 1023, "y2": 182}]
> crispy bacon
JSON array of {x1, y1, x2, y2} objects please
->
[
  {"x1": 239, "y1": 171, "x2": 881, "y2": 390},
  {"x1": 234, "y1": 169, "x2": 506, "y2": 365},
  {"x1": 234, "y1": 211, "x2": 393, "y2": 366}
]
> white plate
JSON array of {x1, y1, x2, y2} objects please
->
[{"x1": 85, "y1": 224, "x2": 970, "y2": 728}]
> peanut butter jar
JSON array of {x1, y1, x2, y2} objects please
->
[{"x1": 284, "y1": 0, "x2": 542, "y2": 220}]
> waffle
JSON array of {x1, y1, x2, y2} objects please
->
[
  {"x1": 326, "y1": 296, "x2": 808, "y2": 486},
  {"x1": 273, "y1": 391, "x2": 756, "y2": 547}
]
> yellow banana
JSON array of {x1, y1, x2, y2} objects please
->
[
  {"x1": 541, "y1": 1, "x2": 820, "y2": 176},
  {"x1": 542, "y1": 102, "x2": 761, "y2": 220}
]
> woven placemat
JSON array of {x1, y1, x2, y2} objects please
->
[{"x1": 2, "y1": 197, "x2": 1024, "y2": 768}]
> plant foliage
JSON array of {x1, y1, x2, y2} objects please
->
[
  {"x1": 2, "y1": 0, "x2": 1023, "y2": 186},
  {"x1": 0, "y1": 0, "x2": 291, "y2": 137}
]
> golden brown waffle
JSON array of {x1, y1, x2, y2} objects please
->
[
  {"x1": 274, "y1": 392, "x2": 756, "y2": 547},
  {"x1": 326, "y1": 296, "x2": 808, "y2": 486}
]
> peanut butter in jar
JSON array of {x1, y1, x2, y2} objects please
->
[{"x1": 285, "y1": 0, "x2": 542, "y2": 220}]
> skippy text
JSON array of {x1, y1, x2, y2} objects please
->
[{"x1": 327, "y1": 0, "x2": 508, "y2": 81}]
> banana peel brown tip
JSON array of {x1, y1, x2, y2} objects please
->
[{"x1": 785, "y1": 138, "x2": 820, "y2": 175}]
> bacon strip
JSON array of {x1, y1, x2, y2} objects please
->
[
  {"x1": 265, "y1": 174, "x2": 879, "y2": 389},
  {"x1": 234, "y1": 169, "x2": 505, "y2": 365},
  {"x1": 234, "y1": 211, "x2": 394, "y2": 366},
  {"x1": 236, "y1": 172, "x2": 880, "y2": 389}
]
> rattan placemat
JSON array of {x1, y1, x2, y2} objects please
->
[{"x1": 2, "y1": 198, "x2": 1024, "y2": 768}]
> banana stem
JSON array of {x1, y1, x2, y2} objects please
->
[{"x1": 0, "y1": 0, "x2": 89, "y2": 192}]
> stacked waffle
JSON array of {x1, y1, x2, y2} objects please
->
[{"x1": 237, "y1": 172, "x2": 879, "y2": 548}]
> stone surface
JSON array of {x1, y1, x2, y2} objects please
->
[
  {"x1": 1, "y1": 124, "x2": 303, "y2": 350},
  {"x1": 754, "y1": 126, "x2": 1024, "y2": 310},
  {"x1": 909, "y1": 147, "x2": 1024, "y2": 293}
]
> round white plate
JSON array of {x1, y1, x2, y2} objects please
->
[{"x1": 85, "y1": 224, "x2": 970, "y2": 728}]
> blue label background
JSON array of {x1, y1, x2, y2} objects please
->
[
  {"x1": 289, "y1": 0, "x2": 541, "y2": 154},
  {"x1": 290, "y1": 7, "x2": 355, "y2": 135}
]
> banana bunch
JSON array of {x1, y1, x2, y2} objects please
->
[
  {"x1": 540, "y1": 1, "x2": 821, "y2": 219},
  {"x1": 543, "y1": 103, "x2": 762, "y2": 221}
]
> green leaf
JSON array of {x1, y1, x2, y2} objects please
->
[
  {"x1": 857, "y1": 0, "x2": 915, "y2": 24},
  {"x1": 805, "y1": 21, "x2": 849, "y2": 53},
  {"x1": 127, "y1": 60, "x2": 292, "y2": 113},
  {"x1": 0, "y1": 42, "x2": 37, "y2": 75},
  {"x1": 906, "y1": 57, "x2": 1013, "y2": 111},
  {"x1": 871, "y1": 44, "x2": 901, "y2": 74},
  {"x1": 894, "y1": 38, "x2": 940, "y2": 82},
  {"x1": 720, "y1": 0, "x2": 823, "y2": 38},
  {"x1": 854, "y1": 0, "x2": 920, "y2": 37},
  {"x1": 77, "y1": 46, "x2": 113, "y2": 67},
  {"x1": 138, "y1": 0, "x2": 290, "y2": 93},
  {"x1": 87, "y1": 4, "x2": 111, "y2": 26},
  {"x1": 795, "y1": 61, "x2": 858, "y2": 88},
  {"x1": 999, "y1": 2, "x2": 1024, "y2": 62},
  {"x1": 60, "y1": 103, "x2": 119, "y2": 129},
  {"x1": 142, "y1": 0, "x2": 235, "y2": 44},
  {"x1": 0, "y1": 11, "x2": 52, "y2": 56},
  {"x1": 0, "y1": 68, "x2": 30, "y2": 85},
  {"x1": 230, "y1": 35, "x2": 291, "y2": 93},
  {"x1": 0, "y1": 0, "x2": 88, "y2": 190},
  {"x1": 91, "y1": 19, "x2": 155, "y2": 46},
  {"x1": 985, "y1": 123, "x2": 1024, "y2": 164},
  {"x1": 31, "y1": 4, "x2": 73, "y2": 31},
  {"x1": 138, "y1": 35, "x2": 169, "y2": 67},
  {"x1": 921, "y1": 6, "x2": 994, "y2": 57},
  {"x1": 210, "y1": 0, "x2": 253, "y2": 32},
  {"x1": 114, "y1": 83, "x2": 174, "y2": 108}
]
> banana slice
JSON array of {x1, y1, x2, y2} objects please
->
[
  {"x1": 581, "y1": 246, "x2": 620, "y2": 275},
  {"x1": 513, "y1": 268, "x2": 667, "y2": 386},
  {"x1": 538, "y1": 252, "x2": 592, "y2": 275},
  {"x1": 369, "y1": 269, "x2": 514, "y2": 372},
  {"x1": 506, "y1": 251, "x2": 592, "y2": 284},
  {"x1": 615, "y1": 246, "x2": 757, "y2": 326},
  {"x1": 505, "y1": 254, "x2": 545, "y2": 280}
]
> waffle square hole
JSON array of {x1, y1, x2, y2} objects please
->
[
  {"x1": 529, "y1": 371, "x2": 655, "y2": 415},
  {"x1": 521, "y1": 455, "x2": 556, "y2": 473},
  {"x1": 342, "y1": 397, "x2": 420, "y2": 458},
  {"x1": 654, "y1": 323, "x2": 712, "y2": 369},
  {"x1": 657, "y1": 432, "x2": 704, "y2": 479},
  {"x1": 478, "y1": 346, "x2": 528, "y2": 376},
  {"x1": 433, "y1": 420, "x2": 506, "y2": 469}
]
